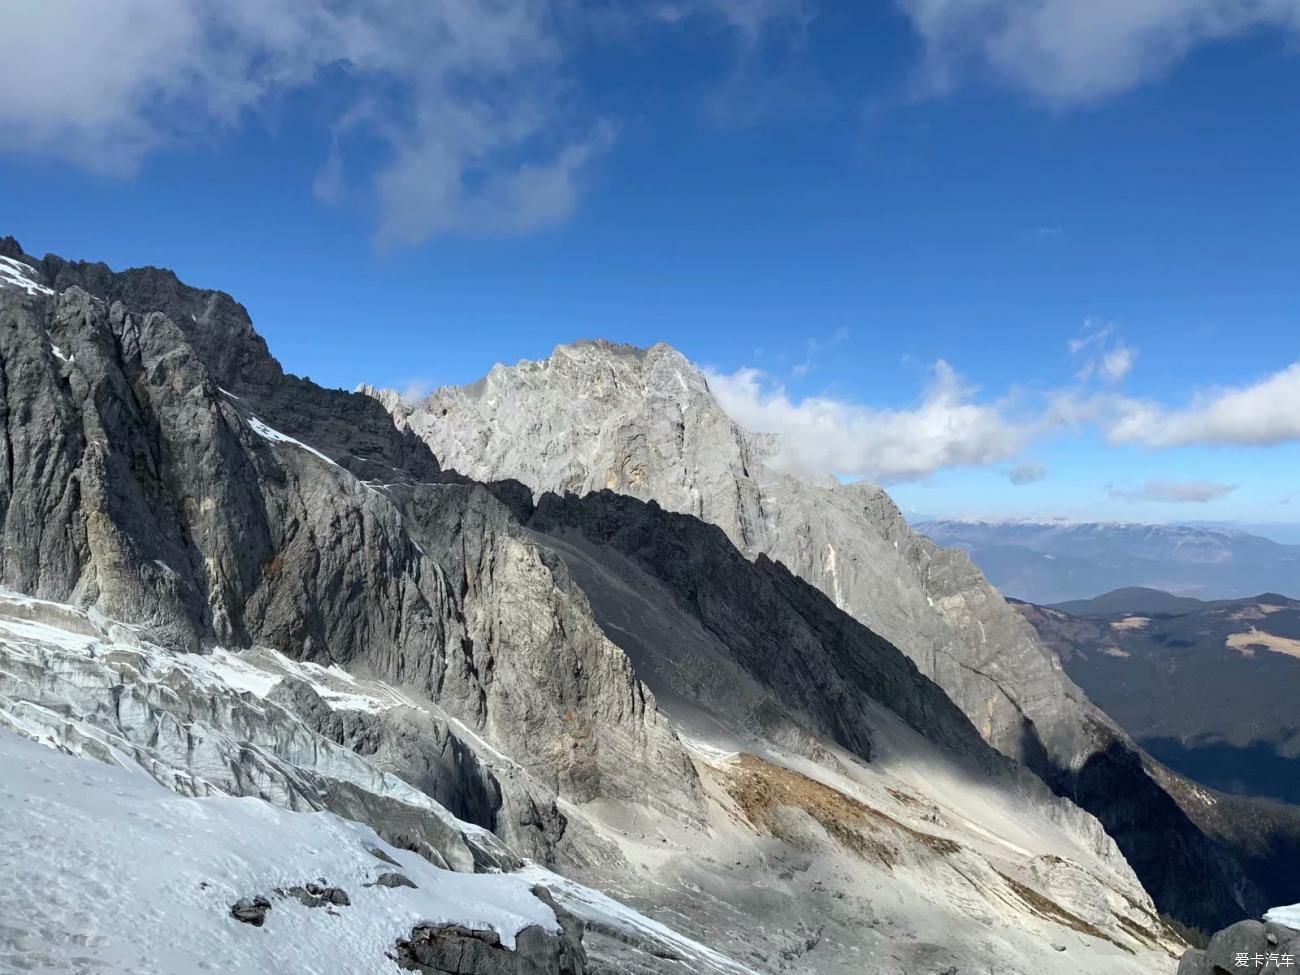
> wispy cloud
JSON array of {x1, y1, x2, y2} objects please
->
[
  {"x1": 398, "y1": 379, "x2": 434, "y2": 404},
  {"x1": 1068, "y1": 319, "x2": 1113, "y2": 356},
  {"x1": 1097, "y1": 345, "x2": 1137, "y2": 383},
  {"x1": 0, "y1": 0, "x2": 796, "y2": 247},
  {"x1": 1070, "y1": 319, "x2": 1136, "y2": 384},
  {"x1": 1108, "y1": 480, "x2": 1238, "y2": 504},
  {"x1": 791, "y1": 326, "x2": 850, "y2": 378},
  {"x1": 898, "y1": 0, "x2": 1300, "y2": 105},
  {"x1": 705, "y1": 360, "x2": 1034, "y2": 481}
]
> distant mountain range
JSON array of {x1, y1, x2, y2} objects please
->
[
  {"x1": 916, "y1": 519, "x2": 1300, "y2": 604},
  {"x1": 1017, "y1": 587, "x2": 1300, "y2": 902},
  {"x1": 1020, "y1": 587, "x2": 1300, "y2": 805}
]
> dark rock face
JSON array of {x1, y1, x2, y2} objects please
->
[
  {"x1": 370, "y1": 339, "x2": 1280, "y2": 933},
  {"x1": 33, "y1": 251, "x2": 440, "y2": 485},
  {"x1": 230, "y1": 895, "x2": 271, "y2": 926},
  {"x1": 521, "y1": 488, "x2": 990, "y2": 767},
  {"x1": 496, "y1": 486, "x2": 1281, "y2": 931},
  {"x1": 0, "y1": 236, "x2": 1238, "y2": 967},
  {"x1": 267, "y1": 676, "x2": 524, "y2": 848},
  {"x1": 396, "y1": 888, "x2": 586, "y2": 975},
  {"x1": 1046, "y1": 738, "x2": 1268, "y2": 934}
]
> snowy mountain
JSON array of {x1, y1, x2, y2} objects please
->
[
  {"x1": 0, "y1": 235, "x2": 1260, "y2": 973},
  {"x1": 366, "y1": 339, "x2": 1276, "y2": 933},
  {"x1": 916, "y1": 518, "x2": 1300, "y2": 604}
]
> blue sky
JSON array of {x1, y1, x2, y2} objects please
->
[{"x1": 2, "y1": 1, "x2": 1299, "y2": 525}]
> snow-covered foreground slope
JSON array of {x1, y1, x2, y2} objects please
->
[
  {"x1": 1268, "y1": 904, "x2": 1300, "y2": 929},
  {"x1": 0, "y1": 729, "x2": 556, "y2": 974},
  {"x1": 0, "y1": 589, "x2": 1188, "y2": 973},
  {"x1": 0, "y1": 591, "x2": 759, "y2": 974}
]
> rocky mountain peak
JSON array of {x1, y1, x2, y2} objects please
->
[
  {"x1": 474, "y1": 339, "x2": 712, "y2": 409},
  {"x1": 371, "y1": 340, "x2": 763, "y2": 526},
  {"x1": 367, "y1": 339, "x2": 1273, "y2": 931},
  {"x1": 0, "y1": 235, "x2": 27, "y2": 261}
]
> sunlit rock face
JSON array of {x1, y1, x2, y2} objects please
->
[
  {"x1": 370, "y1": 338, "x2": 1269, "y2": 931},
  {"x1": 0, "y1": 237, "x2": 1203, "y2": 972}
]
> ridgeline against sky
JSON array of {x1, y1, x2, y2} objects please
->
[{"x1": 3, "y1": 0, "x2": 1299, "y2": 523}]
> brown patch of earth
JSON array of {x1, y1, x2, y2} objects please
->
[
  {"x1": 1226, "y1": 628, "x2": 1300, "y2": 660},
  {"x1": 1110, "y1": 616, "x2": 1151, "y2": 631},
  {"x1": 722, "y1": 754, "x2": 959, "y2": 868}
]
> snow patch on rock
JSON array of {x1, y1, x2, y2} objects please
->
[
  {"x1": 1267, "y1": 903, "x2": 1300, "y2": 930},
  {"x1": 0, "y1": 254, "x2": 53, "y2": 295},
  {"x1": 246, "y1": 414, "x2": 339, "y2": 467}
]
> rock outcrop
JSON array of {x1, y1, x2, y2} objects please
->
[
  {"x1": 396, "y1": 886, "x2": 587, "y2": 975},
  {"x1": 1177, "y1": 918, "x2": 1299, "y2": 975}
]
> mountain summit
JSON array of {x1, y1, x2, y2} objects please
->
[{"x1": 369, "y1": 340, "x2": 1273, "y2": 931}]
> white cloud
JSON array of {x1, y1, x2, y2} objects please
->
[
  {"x1": 398, "y1": 379, "x2": 434, "y2": 404},
  {"x1": 1069, "y1": 319, "x2": 1135, "y2": 384},
  {"x1": 690, "y1": 0, "x2": 812, "y2": 43},
  {"x1": 0, "y1": 0, "x2": 786, "y2": 246},
  {"x1": 1105, "y1": 361, "x2": 1300, "y2": 446},
  {"x1": 1098, "y1": 344, "x2": 1137, "y2": 383},
  {"x1": 1108, "y1": 480, "x2": 1238, "y2": 503},
  {"x1": 705, "y1": 360, "x2": 1034, "y2": 481},
  {"x1": 699, "y1": 338, "x2": 1300, "y2": 489},
  {"x1": 1068, "y1": 319, "x2": 1113, "y2": 355},
  {"x1": 899, "y1": 0, "x2": 1300, "y2": 104}
]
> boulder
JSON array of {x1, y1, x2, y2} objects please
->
[
  {"x1": 276, "y1": 882, "x2": 351, "y2": 909},
  {"x1": 230, "y1": 895, "x2": 271, "y2": 927},
  {"x1": 394, "y1": 886, "x2": 585, "y2": 975},
  {"x1": 367, "y1": 872, "x2": 418, "y2": 890}
]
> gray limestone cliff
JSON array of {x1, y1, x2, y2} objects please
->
[
  {"x1": 367, "y1": 339, "x2": 1268, "y2": 930},
  {"x1": 0, "y1": 244, "x2": 700, "y2": 837}
]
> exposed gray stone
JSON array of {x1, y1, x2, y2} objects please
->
[
  {"x1": 367, "y1": 845, "x2": 402, "y2": 867},
  {"x1": 1174, "y1": 948, "x2": 1210, "y2": 975},
  {"x1": 0, "y1": 238, "x2": 1191, "y2": 975},
  {"x1": 275, "y1": 882, "x2": 350, "y2": 908},
  {"x1": 367, "y1": 339, "x2": 1269, "y2": 930},
  {"x1": 1175, "y1": 917, "x2": 1300, "y2": 975},
  {"x1": 0, "y1": 259, "x2": 704, "y2": 844},
  {"x1": 368, "y1": 872, "x2": 418, "y2": 889},
  {"x1": 395, "y1": 888, "x2": 588, "y2": 975},
  {"x1": 230, "y1": 895, "x2": 271, "y2": 927}
]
